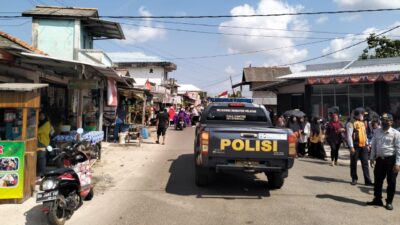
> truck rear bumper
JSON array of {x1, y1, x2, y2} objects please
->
[{"x1": 215, "y1": 164, "x2": 284, "y2": 173}]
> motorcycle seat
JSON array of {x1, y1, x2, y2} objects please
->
[{"x1": 45, "y1": 167, "x2": 75, "y2": 176}]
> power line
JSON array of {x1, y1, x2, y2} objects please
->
[
  {"x1": 167, "y1": 39, "x2": 332, "y2": 60},
  {"x1": 0, "y1": 20, "x2": 30, "y2": 26},
  {"x1": 119, "y1": 22, "x2": 347, "y2": 40},
  {"x1": 281, "y1": 25, "x2": 400, "y2": 67},
  {"x1": 100, "y1": 8, "x2": 400, "y2": 19},
  {"x1": 2, "y1": 7, "x2": 400, "y2": 19},
  {"x1": 120, "y1": 18, "x2": 361, "y2": 36}
]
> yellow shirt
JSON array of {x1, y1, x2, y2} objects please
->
[
  {"x1": 38, "y1": 121, "x2": 51, "y2": 147},
  {"x1": 352, "y1": 120, "x2": 367, "y2": 147}
]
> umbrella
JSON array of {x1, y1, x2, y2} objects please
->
[{"x1": 283, "y1": 109, "x2": 306, "y2": 118}]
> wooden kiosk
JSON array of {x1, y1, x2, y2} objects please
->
[{"x1": 0, "y1": 83, "x2": 48, "y2": 203}]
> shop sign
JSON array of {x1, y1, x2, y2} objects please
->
[
  {"x1": 0, "y1": 142, "x2": 25, "y2": 199},
  {"x1": 68, "y1": 80, "x2": 99, "y2": 89}
]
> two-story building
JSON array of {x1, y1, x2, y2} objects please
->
[
  {"x1": 108, "y1": 52, "x2": 177, "y2": 106},
  {"x1": 17, "y1": 5, "x2": 126, "y2": 129}
]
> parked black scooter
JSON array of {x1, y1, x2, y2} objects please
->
[{"x1": 37, "y1": 129, "x2": 94, "y2": 225}]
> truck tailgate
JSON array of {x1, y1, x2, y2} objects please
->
[{"x1": 208, "y1": 127, "x2": 289, "y2": 158}]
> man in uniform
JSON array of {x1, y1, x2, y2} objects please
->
[
  {"x1": 367, "y1": 113, "x2": 400, "y2": 210},
  {"x1": 346, "y1": 108, "x2": 373, "y2": 186},
  {"x1": 156, "y1": 107, "x2": 169, "y2": 145}
]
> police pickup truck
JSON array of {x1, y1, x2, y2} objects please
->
[{"x1": 194, "y1": 98, "x2": 296, "y2": 188}]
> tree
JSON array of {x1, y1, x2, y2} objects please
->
[{"x1": 360, "y1": 34, "x2": 400, "y2": 59}]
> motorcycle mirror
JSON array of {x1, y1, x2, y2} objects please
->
[
  {"x1": 46, "y1": 146, "x2": 53, "y2": 152},
  {"x1": 77, "y1": 128, "x2": 84, "y2": 135}
]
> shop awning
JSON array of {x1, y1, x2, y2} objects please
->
[
  {"x1": 0, "y1": 83, "x2": 48, "y2": 91},
  {"x1": 19, "y1": 52, "x2": 123, "y2": 81}
]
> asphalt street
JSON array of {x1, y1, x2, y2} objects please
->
[{"x1": 3, "y1": 127, "x2": 400, "y2": 225}]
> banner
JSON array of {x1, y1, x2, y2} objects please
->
[{"x1": 0, "y1": 142, "x2": 25, "y2": 199}]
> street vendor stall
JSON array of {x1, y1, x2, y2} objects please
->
[{"x1": 0, "y1": 83, "x2": 48, "y2": 203}]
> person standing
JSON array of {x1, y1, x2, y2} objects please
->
[
  {"x1": 367, "y1": 113, "x2": 400, "y2": 210},
  {"x1": 346, "y1": 109, "x2": 373, "y2": 186},
  {"x1": 326, "y1": 113, "x2": 345, "y2": 166},
  {"x1": 309, "y1": 117, "x2": 326, "y2": 160},
  {"x1": 298, "y1": 117, "x2": 310, "y2": 157},
  {"x1": 114, "y1": 104, "x2": 126, "y2": 143},
  {"x1": 37, "y1": 112, "x2": 51, "y2": 177},
  {"x1": 156, "y1": 107, "x2": 169, "y2": 145}
]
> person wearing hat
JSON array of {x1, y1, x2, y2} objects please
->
[
  {"x1": 346, "y1": 108, "x2": 373, "y2": 186},
  {"x1": 367, "y1": 113, "x2": 400, "y2": 210}
]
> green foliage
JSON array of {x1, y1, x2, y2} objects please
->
[{"x1": 360, "y1": 34, "x2": 400, "y2": 59}]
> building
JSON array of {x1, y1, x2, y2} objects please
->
[
  {"x1": 108, "y1": 52, "x2": 177, "y2": 105},
  {"x1": 233, "y1": 66, "x2": 292, "y2": 110},
  {"x1": 266, "y1": 57, "x2": 400, "y2": 127},
  {"x1": 0, "y1": 5, "x2": 128, "y2": 130},
  {"x1": 177, "y1": 84, "x2": 203, "y2": 106}
]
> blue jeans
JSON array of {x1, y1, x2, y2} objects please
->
[{"x1": 114, "y1": 123, "x2": 123, "y2": 142}]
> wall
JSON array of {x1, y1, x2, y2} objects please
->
[
  {"x1": 80, "y1": 28, "x2": 93, "y2": 49},
  {"x1": 278, "y1": 82, "x2": 305, "y2": 94},
  {"x1": 37, "y1": 19, "x2": 75, "y2": 60},
  {"x1": 127, "y1": 67, "x2": 166, "y2": 80}
]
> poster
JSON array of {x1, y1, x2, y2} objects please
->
[{"x1": 0, "y1": 142, "x2": 25, "y2": 199}]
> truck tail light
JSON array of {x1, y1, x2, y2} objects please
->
[
  {"x1": 201, "y1": 132, "x2": 209, "y2": 155},
  {"x1": 288, "y1": 133, "x2": 297, "y2": 157}
]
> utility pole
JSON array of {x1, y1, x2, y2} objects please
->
[{"x1": 229, "y1": 75, "x2": 235, "y2": 97}]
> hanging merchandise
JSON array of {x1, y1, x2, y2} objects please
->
[{"x1": 107, "y1": 79, "x2": 118, "y2": 106}]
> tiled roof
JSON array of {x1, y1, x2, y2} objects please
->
[{"x1": 0, "y1": 31, "x2": 46, "y2": 55}]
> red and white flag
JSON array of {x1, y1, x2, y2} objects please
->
[{"x1": 218, "y1": 90, "x2": 228, "y2": 98}]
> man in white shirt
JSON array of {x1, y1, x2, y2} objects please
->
[{"x1": 367, "y1": 113, "x2": 400, "y2": 210}]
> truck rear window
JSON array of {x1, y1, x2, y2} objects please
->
[{"x1": 206, "y1": 106, "x2": 270, "y2": 123}]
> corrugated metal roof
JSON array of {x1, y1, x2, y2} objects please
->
[
  {"x1": 243, "y1": 67, "x2": 291, "y2": 82},
  {"x1": 280, "y1": 57, "x2": 400, "y2": 79},
  {"x1": 0, "y1": 83, "x2": 48, "y2": 91},
  {"x1": 22, "y1": 6, "x2": 98, "y2": 18}
]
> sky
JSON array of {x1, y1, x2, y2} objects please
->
[{"x1": 2, "y1": 0, "x2": 400, "y2": 96}]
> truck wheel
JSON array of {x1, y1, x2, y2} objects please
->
[
  {"x1": 195, "y1": 165, "x2": 211, "y2": 186},
  {"x1": 266, "y1": 172, "x2": 285, "y2": 189}
]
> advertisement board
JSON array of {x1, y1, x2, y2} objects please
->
[{"x1": 0, "y1": 142, "x2": 25, "y2": 199}]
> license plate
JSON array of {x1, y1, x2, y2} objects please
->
[
  {"x1": 258, "y1": 133, "x2": 287, "y2": 140},
  {"x1": 235, "y1": 161, "x2": 259, "y2": 167},
  {"x1": 36, "y1": 190, "x2": 58, "y2": 203}
]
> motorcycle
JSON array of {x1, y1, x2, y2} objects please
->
[
  {"x1": 37, "y1": 128, "x2": 94, "y2": 225},
  {"x1": 175, "y1": 117, "x2": 186, "y2": 130}
]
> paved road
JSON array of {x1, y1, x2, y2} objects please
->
[{"x1": 4, "y1": 127, "x2": 400, "y2": 225}]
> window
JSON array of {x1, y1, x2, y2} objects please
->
[
  {"x1": 0, "y1": 109, "x2": 23, "y2": 141},
  {"x1": 311, "y1": 83, "x2": 375, "y2": 119},
  {"x1": 26, "y1": 109, "x2": 37, "y2": 139}
]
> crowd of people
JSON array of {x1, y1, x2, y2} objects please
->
[{"x1": 275, "y1": 108, "x2": 400, "y2": 210}]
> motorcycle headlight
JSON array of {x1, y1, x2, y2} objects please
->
[{"x1": 41, "y1": 179, "x2": 59, "y2": 191}]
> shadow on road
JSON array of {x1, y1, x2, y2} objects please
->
[
  {"x1": 165, "y1": 154, "x2": 271, "y2": 199},
  {"x1": 316, "y1": 194, "x2": 366, "y2": 206},
  {"x1": 24, "y1": 205, "x2": 49, "y2": 225},
  {"x1": 304, "y1": 176, "x2": 350, "y2": 184}
]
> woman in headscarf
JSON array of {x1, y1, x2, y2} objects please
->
[
  {"x1": 37, "y1": 111, "x2": 51, "y2": 176},
  {"x1": 326, "y1": 113, "x2": 345, "y2": 166},
  {"x1": 308, "y1": 117, "x2": 327, "y2": 160},
  {"x1": 287, "y1": 116, "x2": 300, "y2": 134},
  {"x1": 298, "y1": 116, "x2": 310, "y2": 157}
]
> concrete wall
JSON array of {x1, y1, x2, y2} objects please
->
[
  {"x1": 37, "y1": 19, "x2": 75, "y2": 60},
  {"x1": 127, "y1": 67, "x2": 166, "y2": 80}
]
